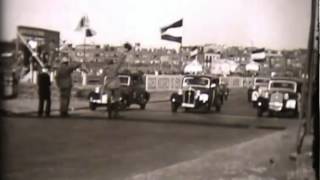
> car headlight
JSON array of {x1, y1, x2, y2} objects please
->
[
  {"x1": 252, "y1": 91, "x2": 259, "y2": 100},
  {"x1": 178, "y1": 89, "x2": 183, "y2": 95},
  {"x1": 284, "y1": 93, "x2": 289, "y2": 100},
  {"x1": 286, "y1": 99, "x2": 296, "y2": 109},
  {"x1": 101, "y1": 94, "x2": 108, "y2": 103},
  {"x1": 94, "y1": 87, "x2": 100, "y2": 93},
  {"x1": 199, "y1": 94, "x2": 209, "y2": 102}
]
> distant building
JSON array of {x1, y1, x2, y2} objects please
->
[{"x1": 204, "y1": 49, "x2": 221, "y2": 62}]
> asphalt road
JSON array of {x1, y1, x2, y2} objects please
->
[{"x1": 2, "y1": 88, "x2": 297, "y2": 180}]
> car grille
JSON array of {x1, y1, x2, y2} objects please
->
[
  {"x1": 184, "y1": 90, "x2": 195, "y2": 104},
  {"x1": 270, "y1": 92, "x2": 283, "y2": 103},
  {"x1": 269, "y1": 92, "x2": 284, "y2": 111}
]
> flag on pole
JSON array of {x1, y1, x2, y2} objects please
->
[
  {"x1": 75, "y1": 16, "x2": 90, "y2": 31},
  {"x1": 161, "y1": 19, "x2": 183, "y2": 33},
  {"x1": 160, "y1": 19, "x2": 183, "y2": 43},
  {"x1": 190, "y1": 46, "x2": 199, "y2": 59},
  {"x1": 85, "y1": 28, "x2": 96, "y2": 37},
  {"x1": 161, "y1": 34, "x2": 182, "y2": 43},
  {"x1": 251, "y1": 48, "x2": 266, "y2": 62}
]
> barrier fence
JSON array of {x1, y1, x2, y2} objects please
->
[
  {"x1": 145, "y1": 75, "x2": 254, "y2": 92},
  {"x1": 24, "y1": 72, "x2": 253, "y2": 92}
]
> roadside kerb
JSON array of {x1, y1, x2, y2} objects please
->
[{"x1": 124, "y1": 129, "x2": 300, "y2": 180}]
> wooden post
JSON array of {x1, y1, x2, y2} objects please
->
[{"x1": 304, "y1": 0, "x2": 317, "y2": 133}]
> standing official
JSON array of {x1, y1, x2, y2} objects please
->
[
  {"x1": 37, "y1": 66, "x2": 51, "y2": 117},
  {"x1": 55, "y1": 56, "x2": 81, "y2": 117}
]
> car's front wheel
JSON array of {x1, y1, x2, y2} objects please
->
[
  {"x1": 171, "y1": 103, "x2": 178, "y2": 112},
  {"x1": 119, "y1": 98, "x2": 128, "y2": 110},
  {"x1": 268, "y1": 110, "x2": 274, "y2": 117},
  {"x1": 206, "y1": 99, "x2": 212, "y2": 112},
  {"x1": 139, "y1": 94, "x2": 148, "y2": 110},
  {"x1": 257, "y1": 108, "x2": 263, "y2": 117},
  {"x1": 89, "y1": 102, "x2": 96, "y2": 111}
]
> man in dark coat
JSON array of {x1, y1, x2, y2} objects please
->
[
  {"x1": 55, "y1": 56, "x2": 81, "y2": 117},
  {"x1": 37, "y1": 66, "x2": 51, "y2": 117}
]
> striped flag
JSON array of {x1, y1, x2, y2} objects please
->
[
  {"x1": 251, "y1": 48, "x2": 266, "y2": 62},
  {"x1": 190, "y1": 46, "x2": 199, "y2": 59},
  {"x1": 161, "y1": 19, "x2": 183, "y2": 33},
  {"x1": 160, "y1": 19, "x2": 183, "y2": 43},
  {"x1": 75, "y1": 16, "x2": 89, "y2": 31},
  {"x1": 161, "y1": 34, "x2": 182, "y2": 43}
]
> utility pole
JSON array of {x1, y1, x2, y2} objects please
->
[{"x1": 302, "y1": 0, "x2": 318, "y2": 132}]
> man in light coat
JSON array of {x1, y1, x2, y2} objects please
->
[{"x1": 55, "y1": 56, "x2": 81, "y2": 117}]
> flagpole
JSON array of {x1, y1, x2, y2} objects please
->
[
  {"x1": 179, "y1": 41, "x2": 183, "y2": 74},
  {"x1": 83, "y1": 28, "x2": 86, "y2": 62}
]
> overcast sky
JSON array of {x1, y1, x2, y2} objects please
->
[{"x1": 1, "y1": 0, "x2": 311, "y2": 49}]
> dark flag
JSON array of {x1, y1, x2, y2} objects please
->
[
  {"x1": 86, "y1": 28, "x2": 96, "y2": 37},
  {"x1": 160, "y1": 19, "x2": 183, "y2": 44},
  {"x1": 161, "y1": 19, "x2": 183, "y2": 33},
  {"x1": 161, "y1": 34, "x2": 182, "y2": 43}
]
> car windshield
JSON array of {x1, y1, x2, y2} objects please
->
[
  {"x1": 255, "y1": 79, "x2": 269, "y2": 84},
  {"x1": 119, "y1": 76, "x2": 129, "y2": 85},
  {"x1": 183, "y1": 77, "x2": 210, "y2": 87},
  {"x1": 270, "y1": 82, "x2": 295, "y2": 91}
]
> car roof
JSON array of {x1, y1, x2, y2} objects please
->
[
  {"x1": 184, "y1": 74, "x2": 219, "y2": 80},
  {"x1": 270, "y1": 77, "x2": 303, "y2": 83},
  {"x1": 254, "y1": 77, "x2": 270, "y2": 80}
]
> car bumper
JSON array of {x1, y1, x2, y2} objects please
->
[
  {"x1": 182, "y1": 103, "x2": 195, "y2": 108},
  {"x1": 89, "y1": 94, "x2": 108, "y2": 105}
]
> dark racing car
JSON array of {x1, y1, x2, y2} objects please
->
[
  {"x1": 256, "y1": 77, "x2": 302, "y2": 117},
  {"x1": 170, "y1": 75, "x2": 223, "y2": 113},
  {"x1": 247, "y1": 77, "x2": 270, "y2": 106},
  {"x1": 88, "y1": 73, "x2": 150, "y2": 111}
]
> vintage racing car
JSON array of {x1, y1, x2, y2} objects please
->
[
  {"x1": 256, "y1": 77, "x2": 302, "y2": 117},
  {"x1": 88, "y1": 73, "x2": 150, "y2": 111},
  {"x1": 247, "y1": 77, "x2": 270, "y2": 106},
  {"x1": 170, "y1": 75, "x2": 223, "y2": 113}
]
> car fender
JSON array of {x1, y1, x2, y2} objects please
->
[
  {"x1": 170, "y1": 93, "x2": 182, "y2": 105},
  {"x1": 257, "y1": 96, "x2": 269, "y2": 110}
]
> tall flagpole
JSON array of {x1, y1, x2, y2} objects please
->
[
  {"x1": 179, "y1": 38, "x2": 183, "y2": 74},
  {"x1": 83, "y1": 28, "x2": 86, "y2": 62}
]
